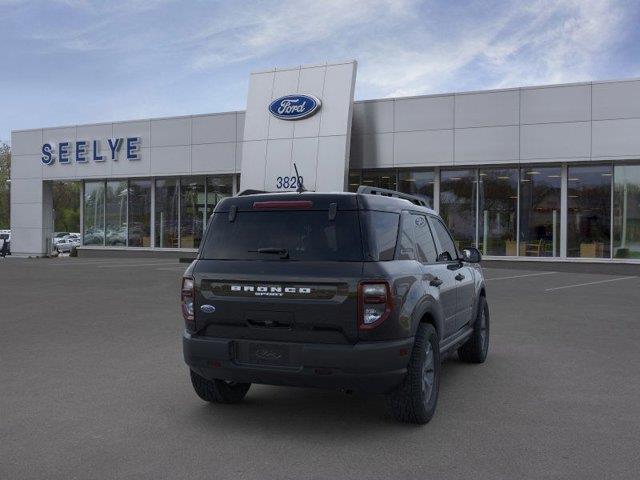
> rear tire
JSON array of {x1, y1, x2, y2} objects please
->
[
  {"x1": 386, "y1": 323, "x2": 440, "y2": 424},
  {"x1": 190, "y1": 370, "x2": 251, "y2": 404},
  {"x1": 458, "y1": 295, "x2": 490, "y2": 364}
]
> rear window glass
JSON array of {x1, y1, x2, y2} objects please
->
[
  {"x1": 362, "y1": 211, "x2": 400, "y2": 261},
  {"x1": 200, "y1": 211, "x2": 364, "y2": 261}
]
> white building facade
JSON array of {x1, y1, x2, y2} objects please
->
[{"x1": 10, "y1": 60, "x2": 640, "y2": 262}]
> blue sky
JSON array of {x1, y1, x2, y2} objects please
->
[{"x1": 1, "y1": 0, "x2": 639, "y2": 143}]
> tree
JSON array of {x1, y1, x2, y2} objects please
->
[
  {"x1": 53, "y1": 181, "x2": 80, "y2": 232},
  {"x1": 0, "y1": 142, "x2": 80, "y2": 232},
  {"x1": 0, "y1": 142, "x2": 9, "y2": 229}
]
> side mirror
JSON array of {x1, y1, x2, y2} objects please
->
[{"x1": 461, "y1": 247, "x2": 481, "y2": 263}]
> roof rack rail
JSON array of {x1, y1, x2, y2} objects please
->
[
  {"x1": 356, "y1": 185, "x2": 428, "y2": 207},
  {"x1": 237, "y1": 189, "x2": 270, "y2": 196}
]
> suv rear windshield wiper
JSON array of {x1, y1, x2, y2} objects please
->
[{"x1": 249, "y1": 247, "x2": 290, "y2": 259}]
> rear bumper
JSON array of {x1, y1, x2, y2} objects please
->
[{"x1": 183, "y1": 332, "x2": 414, "y2": 394}]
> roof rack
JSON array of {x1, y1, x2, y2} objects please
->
[{"x1": 356, "y1": 185, "x2": 429, "y2": 207}]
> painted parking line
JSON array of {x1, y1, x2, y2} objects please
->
[
  {"x1": 97, "y1": 262, "x2": 180, "y2": 269},
  {"x1": 485, "y1": 271, "x2": 558, "y2": 282},
  {"x1": 43, "y1": 259, "x2": 175, "y2": 266},
  {"x1": 544, "y1": 276, "x2": 637, "y2": 292}
]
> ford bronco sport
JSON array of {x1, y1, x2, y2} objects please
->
[{"x1": 181, "y1": 186, "x2": 489, "y2": 424}]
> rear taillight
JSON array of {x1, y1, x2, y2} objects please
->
[
  {"x1": 358, "y1": 281, "x2": 393, "y2": 330},
  {"x1": 181, "y1": 276, "x2": 195, "y2": 329}
]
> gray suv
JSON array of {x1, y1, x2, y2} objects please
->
[{"x1": 181, "y1": 187, "x2": 489, "y2": 424}]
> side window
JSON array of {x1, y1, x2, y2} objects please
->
[
  {"x1": 413, "y1": 214, "x2": 438, "y2": 263},
  {"x1": 396, "y1": 213, "x2": 416, "y2": 260},
  {"x1": 430, "y1": 217, "x2": 458, "y2": 262},
  {"x1": 365, "y1": 211, "x2": 400, "y2": 261}
]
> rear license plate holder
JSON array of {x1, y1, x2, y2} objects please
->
[{"x1": 239, "y1": 342, "x2": 291, "y2": 367}]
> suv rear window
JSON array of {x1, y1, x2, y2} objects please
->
[
  {"x1": 201, "y1": 211, "x2": 364, "y2": 261},
  {"x1": 361, "y1": 211, "x2": 399, "y2": 261}
]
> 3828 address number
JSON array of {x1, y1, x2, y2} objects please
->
[{"x1": 276, "y1": 175, "x2": 303, "y2": 190}]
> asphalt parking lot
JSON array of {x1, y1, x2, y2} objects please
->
[{"x1": 1, "y1": 258, "x2": 639, "y2": 480}]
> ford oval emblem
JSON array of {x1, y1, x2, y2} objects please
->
[
  {"x1": 268, "y1": 94, "x2": 321, "y2": 120},
  {"x1": 200, "y1": 304, "x2": 216, "y2": 314}
]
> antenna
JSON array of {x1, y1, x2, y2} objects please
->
[{"x1": 293, "y1": 163, "x2": 307, "y2": 193}]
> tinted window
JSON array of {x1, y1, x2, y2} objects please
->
[
  {"x1": 413, "y1": 214, "x2": 438, "y2": 263},
  {"x1": 430, "y1": 217, "x2": 458, "y2": 262},
  {"x1": 397, "y1": 214, "x2": 417, "y2": 260},
  {"x1": 201, "y1": 211, "x2": 363, "y2": 261},
  {"x1": 363, "y1": 211, "x2": 399, "y2": 261}
]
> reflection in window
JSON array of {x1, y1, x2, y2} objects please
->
[
  {"x1": 128, "y1": 179, "x2": 151, "y2": 247},
  {"x1": 430, "y1": 217, "x2": 457, "y2": 262},
  {"x1": 613, "y1": 164, "x2": 640, "y2": 259},
  {"x1": 567, "y1": 165, "x2": 612, "y2": 258},
  {"x1": 155, "y1": 178, "x2": 179, "y2": 248},
  {"x1": 83, "y1": 181, "x2": 105, "y2": 246},
  {"x1": 439, "y1": 169, "x2": 477, "y2": 249},
  {"x1": 105, "y1": 181, "x2": 128, "y2": 246},
  {"x1": 478, "y1": 168, "x2": 518, "y2": 256},
  {"x1": 206, "y1": 175, "x2": 234, "y2": 221},
  {"x1": 398, "y1": 170, "x2": 435, "y2": 208},
  {"x1": 361, "y1": 169, "x2": 397, "y2": 190},
  {"x1": 413, "y1": 215, "x2": 438, "y2": 263},
  {"x1": 519, "y1": 167, "x2": 561, "y2": 257},
  {"x1": 348, "y1": 170, "x2": 361, "y2": 193},
  {"x1": 180, "y1": 176, "x2": 205, "y2": 248}
]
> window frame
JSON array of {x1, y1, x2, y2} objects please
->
[
  {"x1": 408, "y1": 211, "x2": 439, "y2": 265},
  {"x1": 428, "y1": 215, "x2": 460, "y2": 263}
]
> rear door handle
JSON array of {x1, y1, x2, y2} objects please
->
[
  {"x1": 455, "y1": 273, "x2": 465, "y2": 281},
  {"x1": 429, "y1": 277, "x2": 443, "y2": 287}
]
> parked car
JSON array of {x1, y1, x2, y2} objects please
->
[
  {"x1": 52, "y1": 232, "x2": 70, "y2": 247},
  {"x1": 54, "y1": 237, "x2": 81, "y2": 253},
  {"x1": 0, "y1": 230, "x2": 10, "y2": 256},
  {"x1": 181, "y1": 187, "x2": 489, "y2": 424}
]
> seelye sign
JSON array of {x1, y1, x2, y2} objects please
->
[
  {"x1": 268, "y1": 94, "x2": 321, "y2": 120},
  {"x1": 41, "y1": 137, "x2": 141, "y2": 166}
]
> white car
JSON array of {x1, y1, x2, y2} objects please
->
[
  {"x1": 55, "y1": 237, "x2": 81, "y2": 253},
  {"x1": 52, "y1": 232, "x2": 70, "y2": 247}
]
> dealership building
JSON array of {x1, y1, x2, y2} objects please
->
[{"x1": 10, "y1": 59, "x2": 640, "y2": 262}]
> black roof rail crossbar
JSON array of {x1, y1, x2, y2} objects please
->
[{"x1": 356, "y1": 185, "x2": 428, "y2": 207}]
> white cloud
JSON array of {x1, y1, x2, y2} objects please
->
[
  {"x1": 355, "y1": 0, "x2": 627, "y2": 97},
  {"x1": 189, "y1": 0, "x2": 416, "y2": 70},
  {"x1": 7, "y1": 0, "x2": 636, "y2": 98},
  {"x1": 183, "y1": 0, "x2": 630, "y2": 97}
]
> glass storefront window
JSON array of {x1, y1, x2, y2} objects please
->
[
  {"x1": 128, "y1": 179, "x2": 152, "y2": 247},
  {"x1": 155, "y1": 178, "x2": 179, "y2": 248},
  {"x1": 83, "y1": 181, "x2": 105, "y2": 246},
  {"x1": 206, "y1": 175, "x2": 234, "y2": 221},
  {"x1": 361, "y1": 169, "x2": 397, "y2": 190},
  {"x1": 180, "y1": 176, "x2": 205, "y2": 248},
  {"x1": 398, "y1": 169, "x2": 435, "y2": 208},
  {"x1": 567, "y1": 165, "x2": 612, "y2": 258},
  {"x1": 613, "y1": 164, "x2": 640, "y2": 259},
  {"x1": 348, "y1": 170, "x2": 361, "y2": 192},
  {"x1": 478, "y1": 168, "x2": 518, "y2": 256},
  {"x1": 105, "y1": 180, "x2": 128, "y2": 246},
  {"x1": 440, "y1": 169, "x2": 477, "y2": 249},
  {"x1": 519, "y1": 166, "x2": 561, "y2": 257}
]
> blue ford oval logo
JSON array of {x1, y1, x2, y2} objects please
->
[
  {"x1": 268, "y1": 94, "x2": 321, "y2": 120},
  {"x1": 200, "y1": 304, "x2": 216, "y2": 314}
]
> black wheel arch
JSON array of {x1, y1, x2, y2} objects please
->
[{"x1": 411, "y1": 300, "x2": 444, "y2": 340}]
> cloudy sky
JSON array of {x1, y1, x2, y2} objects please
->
[{"x1": 1, "y1": 0, "x2": 639, "y2": 143}]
